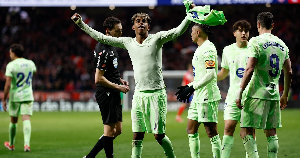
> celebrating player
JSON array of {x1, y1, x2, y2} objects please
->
[
  {"x1": 176, "y1": 24, "x2": 222, "y2": 158},
  {"x1": 3, "y1": 44, "x2": 37, "y2": 152},
  {"x1": 217, "y1": 20, "x2": 253, "y2": 158},
  {"x1": 71, "y1": 2, "x2": 196, "y2": 157},
  {"x1": 236, "y1": 12, "x2": 292, "y2": 158},
  {"x1": 83, "y1": 17, "x2": 130, "y2": 158}
]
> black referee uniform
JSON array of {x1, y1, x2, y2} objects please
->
[{"x1": 94, "y1": 42, "x2": 122, "y2": 124}]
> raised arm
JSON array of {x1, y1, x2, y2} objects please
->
[
  {"x1": 158, "y1": 17, "x2": 191, "y2": 45},
  {"x1": 157, "y1": 4, "x2": 195, "y2": 45},
  {"x1": 71, "y1": 13, "x2": 127, "y2": 49}
]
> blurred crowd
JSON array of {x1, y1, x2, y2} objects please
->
[{"x1": 0, "y1": 4, "x2": 299, "y2": 100}]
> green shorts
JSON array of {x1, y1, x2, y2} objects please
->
[
  {"x1": 224, "y1": 103, "x2": 242, "y2": 121},
  {"x1": 9, "y1": 100, "x2": 33, "y2": 117},
  {"x1": 241, "y1": 97, "x2": 281, "y2": 129},
  {"x1": 187, "y1": 100, "x2": 219, "y2": 123},
  {"x1": 131, "y1": 89, "x2": 167, "y2": 134}
]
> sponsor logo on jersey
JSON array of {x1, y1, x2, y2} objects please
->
[{"x1": 236, "y1": 68, "x2": 245, "y2": 78}]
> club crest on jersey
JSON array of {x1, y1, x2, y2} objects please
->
[
  {"x1": 205, "y1": 60, "x2": 215, "y2": 68},
  {"x1": 99, "y1": 52, "x2": 102, "y2": 55},
  {"x1": 102, "y1": 64, "x2": 106, "y2": 68},
  {"x1": 113, "y1": 58, "x2": 118, "y2": 68}
]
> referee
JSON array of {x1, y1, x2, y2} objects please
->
[{"x1": 84, "y1": 17, "x2": 129, "y2": 158}]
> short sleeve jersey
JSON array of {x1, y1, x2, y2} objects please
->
[
  {"x1": 244, "y1": 33, "x2": 289, "y2": 100},
  {"x1": 221, "y1": 43, "x2": 248, "y2": 105},
  {"x1": 5, "y1": 58, "x2": 36, "y2": 102},
  {"x1": 191, "y1": 40, "x2": 221, "y2": 103},
  {"x1": 94, "y1": 43, "x2": 121, "y2": 86},
  {"x1": 78, "y1": 17, "x2": 191, "y2": 91}
]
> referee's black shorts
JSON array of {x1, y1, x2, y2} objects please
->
[{"x1": 95, "y1": 87, "x2": 122, "y2": 124}]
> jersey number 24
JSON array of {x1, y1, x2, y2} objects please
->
[{"x1": 16, "y1": 72, "x2": 32, "y2": 87}]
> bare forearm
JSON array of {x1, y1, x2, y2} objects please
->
[
  {"x1": 283, "y1": 71, "x2": 292, "y2": 96},
  {"x1": 3, "y1": 84, "x2": 10, "y2": 101},
  {"x1": 240, "y1": 68, "x2": 254, "y2": 90},
  {"x1": 96, "y1": 76, "x2": 119, "y2": 90},
  {"x1": 217, "y1": 69, "x2": 228, "y2": 81}
]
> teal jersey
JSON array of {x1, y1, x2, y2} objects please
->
[
  {"x1": 221, "y1": 43, "x2": 248, "y2": 105},
  {"x1": 5, "y1": 58, "x2": 36, "y2": 102},
  {"x1": 76, "y1": 17, "x2": 190, "y2": 91},
  {"x1": 189, "y1": 40, "x2": 221, "y2": 103},
  {"x1": 244, "y1": 33, "x2": 289, "y2": 100}
]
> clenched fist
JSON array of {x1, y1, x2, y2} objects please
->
[{"x1": 71, "y1": 13, "x2": 81, "y2": 22}]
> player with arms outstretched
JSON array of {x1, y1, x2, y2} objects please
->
[
  {"x1": 236, "y1": 12, "x2": 292, "y2": 158},
  {"x1": 217, "y1": 20, "x2": 253, "y2": 158},
  {"x1": 176, "y1": 24, "x2": 222, "y2": 158},
  {"x1": 71, "y1": 2, "x2": 196, "y2": 157},
  {"x1": 2, "y1": 44, "x2": 36, "y2": 152}
]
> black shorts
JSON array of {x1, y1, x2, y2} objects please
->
[{"x1": 95, "y1": 87, "x2": 122, "y2": 124}]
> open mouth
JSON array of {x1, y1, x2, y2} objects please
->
[{"x1": 138, "y1": 26, "x2": 145, "y2": 29}]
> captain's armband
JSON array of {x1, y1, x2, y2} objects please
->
[{"x1": 205, "y1": 60, "x2": 215, "y2": 69}]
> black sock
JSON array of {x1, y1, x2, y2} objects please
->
[
  {"x1": 103, "y1": 136, "x2": 114, "y2": 158},
  {"x1": 86, "y1": 135, "x2": 105, "y2": 158}
]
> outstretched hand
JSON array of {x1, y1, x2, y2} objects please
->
[{"x1": 71, "y1": 13, "x2": 82, "y2": 22}]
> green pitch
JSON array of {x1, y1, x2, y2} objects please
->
[{"x1": 0, "y1": 109, "x2": 299, "y2": 158}]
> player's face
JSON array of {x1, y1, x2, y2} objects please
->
[
  {"x1": 109, "y1": 23, "x2": 122, "y2": 37},
  {"x1": 234, "y1": 27, "x2": 249, "y2": 43},
  {"x1": 191, "y1": 26, "x2": 200, "y2": 43},
  {"x1": 132, "y1": 17, "x2": 149, "y2": 35}
]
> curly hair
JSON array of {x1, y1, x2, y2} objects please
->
[
  {"x1": 103, "y1": 16, "x2": 121, "y2": 31},
  {"x1": 232, "y1": 20, "x2": 251, "y2": 32},
  {"x1": 257, "y1": 12, "x2": 273, "y2": 30},
  {"x1": 194, "y1": 23, "x2": 213, "y2": 35},
  {"x1": 131, "y1": 12, "x2": 151, "y2": 24},
  {"x1": 10, "y1": 44, "x2": 24, "y2": 57}
]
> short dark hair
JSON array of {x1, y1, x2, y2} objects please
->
[
  {"x1": 194, "y1": 23, "x2": 213, "y2": 35},
  {"x1": 103, "y1": 16, "x2": 121, "y2": 31},
  {"x1": 257, "y1": 12, "x2": 273, "y2": 29},
  {"x1": 131, "y1": 12, "x2": 151, "y2": 24},
  {"x1": 232, "y1": 20, "x2": 251, "y2": 32},
  {"x1": 10, "y1": 44, "x2": 24, "y2": 57}
]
